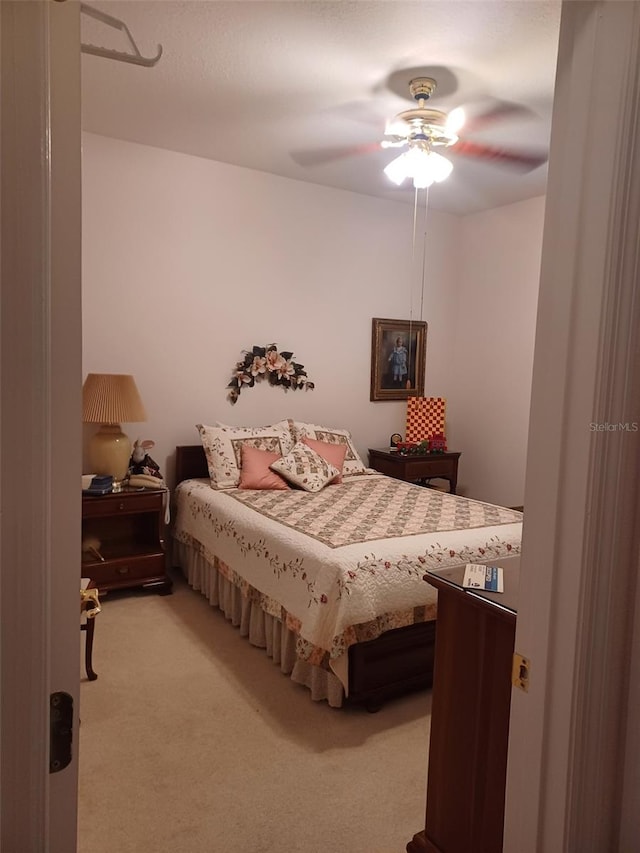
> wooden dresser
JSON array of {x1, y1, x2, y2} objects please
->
[{"x1": 407, "y1": 556, "x2": 520, "y2": 853}]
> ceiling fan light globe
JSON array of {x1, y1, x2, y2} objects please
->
[
  {"x1": 404, "y1": 144, "x2": 429, "y2": 168},
  {"x1": 406, "y1": 146, "x2": 438, "y2": 185},
  {"x1": 383, "y1": 152, "x2": 410, "y2": 185},
  {"x1": 428, "y1": 151, "x2": 454, "y2": 183},
  {"x1": 409, "y1": 151, "x2": 435, "y2": 188},
  {"x1": 383, "y1": 144, "x2": 453, "y2": 188},
  {"x1": 413, "y1": 173, "x2": 435, "y2": 189}
]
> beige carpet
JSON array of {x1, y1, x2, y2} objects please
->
[{"x1": 78, "y1": 570, "x2": 431, "y2": 853}]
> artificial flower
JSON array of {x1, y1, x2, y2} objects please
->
[
  {"x1": 265, "y1": 350, "x2": 285, "y2": 372},
  {"x1": 250, "y1": 355, "x2": 267, "y2": 376}
]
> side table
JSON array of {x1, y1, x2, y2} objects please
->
[
  {"x1": 368, "y1": 448, "x2": 461, "y2": 494},
  {"x1": 81, "y1": 487, "x2": 172, "y2": 595}
]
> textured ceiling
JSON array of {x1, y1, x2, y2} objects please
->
[{"x1": 81, "y1": 1, "x2": 561, "y2": 215}]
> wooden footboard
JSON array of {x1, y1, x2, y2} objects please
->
[{"x1": 348, "y1": 620, "x2": 436, "y2": 711}]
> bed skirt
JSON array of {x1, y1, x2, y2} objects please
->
[{"x1": 174, "y1": 540, "x2": 346, "y2": 707}]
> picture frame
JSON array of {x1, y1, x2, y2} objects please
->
[{"x1": 370, "y1": 318, "x2": 427, "y2": 401}]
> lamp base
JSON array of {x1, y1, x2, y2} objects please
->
[{"x1": 88, "y1": 424, "x2": 132, "y2": 484}]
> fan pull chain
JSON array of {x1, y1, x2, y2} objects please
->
[
  {"x1": 420, "y1": 186, "x2": 430, "y2": 322},
  {"x1": 407, "y1": 186, "x2": 420, "y2": 389}
]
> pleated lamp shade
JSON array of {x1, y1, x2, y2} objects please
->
[{"x1": 82, "y1": 374, "x2": 147, "y2": 482}]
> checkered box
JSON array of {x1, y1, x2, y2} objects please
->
[{"x1": 405, "y1": 397, "x2": 446, "y2": 443}]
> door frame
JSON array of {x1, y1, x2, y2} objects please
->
[
  {"x1": 1, "y1": 1, "x2": 81, "y2": 849},
  {"x1": 504, "y1": 2, "x2": 640, "y2": 850}
]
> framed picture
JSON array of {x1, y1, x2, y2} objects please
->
[{"x1": 370, "y1": 318, "x2": 427, "y2": 401}]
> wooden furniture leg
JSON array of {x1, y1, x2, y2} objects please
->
[
  {"x1": 406, "y1": 830, "x2": 431, "y2": 852},
  {"x1": 82, "y1": 617, "x2": 97, "y2": 681},
  {"x1": 80, "y1": 579, "x2": 100, "y2": 681}
]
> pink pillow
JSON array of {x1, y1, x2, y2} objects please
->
[
  {"x1": 239, "y1": 446, "x2": 290, "y2": 490},
  {"x1": 302, "y1": 437, "x2": 347, "y2": 484}
]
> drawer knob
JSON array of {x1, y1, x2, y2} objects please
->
[
  {"x1": 116, "y1": 566, "x2": 130, "y2": 575},
  {"x1": 118, "y1": 502, "x2": 125, "y2": 511}
]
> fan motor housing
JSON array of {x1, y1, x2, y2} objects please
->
[
  {"x1": 395, "y1": 107, "x2": 454, "y2": 147},
  {"x1": 397, "y1": 107, "x2": 448, "y2": 126},
  {"x1": 409, "y1": 77, "x2": 437, "y2": 100}
]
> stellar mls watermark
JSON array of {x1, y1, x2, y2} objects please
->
[{"x1": 589, "y1": 422, "x2": 639, "y2": 432}]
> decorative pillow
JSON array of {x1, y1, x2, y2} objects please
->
[
  {"x1": 270, "y1": 441, "x2": 340, "y2": 493},
  {"x1": 302, "y1": 436, "x2": 347, "y2": 484},
  {"x1": 238, "y1": 446, "x2": 290, "y2": 490},
  {"x1": 290, "y1": 421, "x2": 367, "y2": 477},
  {"x1": 196, "y1": 420, "x2": 294, "y2": 489}
]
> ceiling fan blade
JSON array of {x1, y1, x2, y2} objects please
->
[
  {"x1": 461, "y1": 100, "x2": 536, "y2": 134},
  {"x1": 290, "y1": 141, "x2": 382, "y2": 167},
  {"x1": 384, "y1": 117, "x2": 411, "y2": 137},
  {"x1": 452, "y1": 139, "x2": 548, "y2": 172}
]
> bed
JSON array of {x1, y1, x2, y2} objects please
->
[{"x1": 171, "y1": 422, "x2": 523, "y2": 710}]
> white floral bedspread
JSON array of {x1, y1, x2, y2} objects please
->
[{"x1": 173, "y1": 473, "x2": 522, "y2": 685}]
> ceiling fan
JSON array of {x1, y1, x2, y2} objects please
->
[{"x1": 291, "y1": 76, "x2": 548, "y2": 187}]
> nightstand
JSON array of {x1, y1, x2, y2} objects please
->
[
  {"x1": 81, "y1": 488, "x2": 172, "y2": 595},
  {"x1": 368, "y1": 448, "x2": 461, "y2": 494}
]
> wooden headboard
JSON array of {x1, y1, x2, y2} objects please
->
[{"x1": 175, "y1": 444, "x2": 208, "y2": 484}]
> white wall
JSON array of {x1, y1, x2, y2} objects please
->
[
  {"x1": 81, "y1": 133, "x2": 459, "y2": 484},
  {"x1": 82, "y1": 134, "x2": 544, "y2": 503},
  {"x1": 448, "y1": 196, "x2": 545, "y2": 506}
]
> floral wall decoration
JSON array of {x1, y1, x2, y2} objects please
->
[{"x1": 227, "y1": 344, "x2": 316, "y2": 404}]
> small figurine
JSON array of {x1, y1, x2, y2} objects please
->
[
  {"x1": 429, "y1": 433, "x2": 448, "y2": 453},
  {"x1": 128, "y1": 439, "x2": 163, "y2": 479},
  {"x1": 396, "y1": 441, "x2": 418, "y2": 456},
  {"x1": 390, "y1": 432, "x2": 403, "y2": 449}
]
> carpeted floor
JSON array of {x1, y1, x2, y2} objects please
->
[{"x1": 78, "y1": 569, "x2": 431, "y2": 853}]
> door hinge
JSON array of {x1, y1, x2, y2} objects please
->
[
  {"x1": 49, "y1": 691, "x2": 73, "y2": 773},
  {"x1": 512, "y1": 652, "x2": 530, "y2": 692}
]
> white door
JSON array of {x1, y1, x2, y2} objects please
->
[
  {"x1": 1, "y1": 1, "x2": 81, "y2": 850},
  {"x1": 504, "y1": 2, "x2": 640, "y2": 850}
]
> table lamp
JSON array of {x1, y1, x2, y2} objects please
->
[{"x1": 82, "y1": 373, "x2": 147, "y2": 487}]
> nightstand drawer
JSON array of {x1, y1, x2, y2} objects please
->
[
  {"x1": 88, "y1": 554, "x2": 166, "y2": 589},
  {"x1": 82, "y1": 491, "x2": 163, "y2": 518}
]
